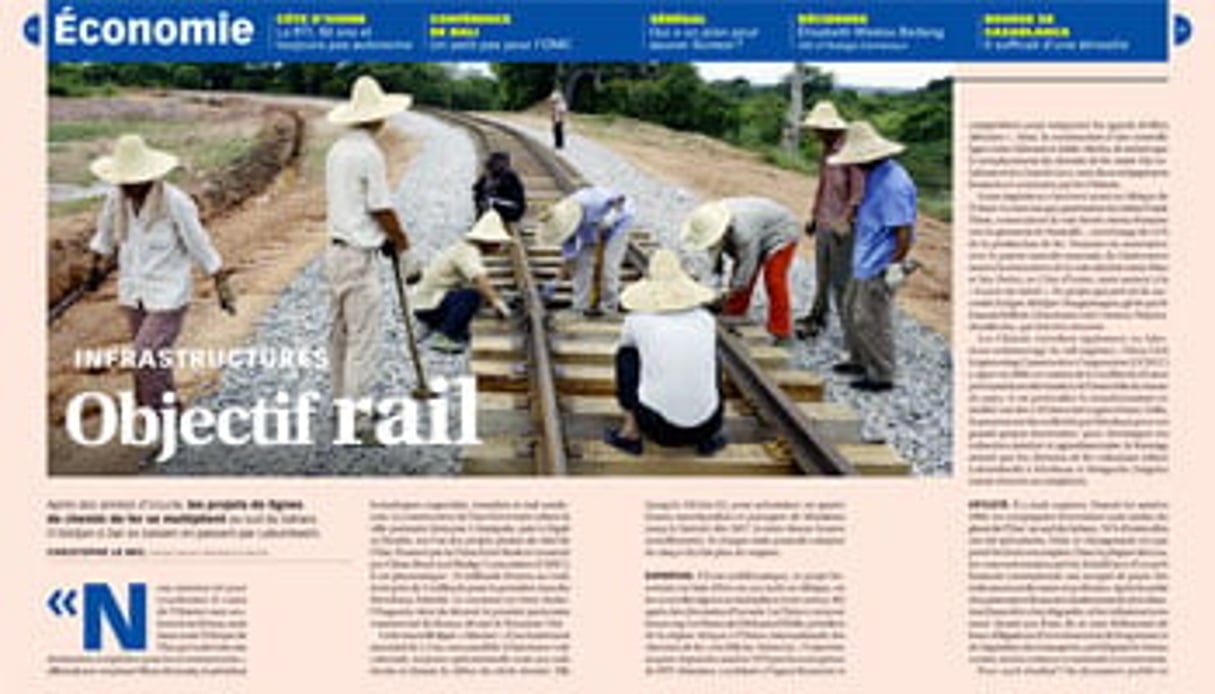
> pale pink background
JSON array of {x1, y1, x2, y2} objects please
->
[{"x1": 3, "y1": 1, "x2": 1213, "y2": 691}]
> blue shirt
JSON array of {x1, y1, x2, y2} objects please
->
[
  {"x1": 852, "y1": 159, "x2": 917, "y2": 280},
  {"x1": 560, "y1": 187, "x2": 635, "y2": 260}
]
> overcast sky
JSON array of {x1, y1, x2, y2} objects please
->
[{"x1": 456, "y1": 62, "x2": 951, "y2": 91}]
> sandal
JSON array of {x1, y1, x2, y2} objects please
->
[
  {"x1": 603, "y1": 427, "x2": 643, "y2": 456},
  {"x1": 832, "y1": 361, "x2": 865, "y2": 376},
  {"x1": 695, "y1": 433, "x2": 728, "y2": 457}
]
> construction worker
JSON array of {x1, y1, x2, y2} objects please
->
[
  {"x1": 799, "y1": 101, "x2": 865, "y2": 339},
  {"x1": 539, "y1": 187, "x2": 635, "y2": 317},
  {"x1": 323, "y1": 75, "x2": 412, "y2": 431},
  {"x1": 411, "y1": 211, "x2": 515, "y2": 354},
  {"x1": 604, "y1": 250, "x2": 727, "y2": 457},
  {"x1": 681, "y1": 197, "x2": 800, "y2": 344},
  {"x1": 472, "y1": 151, "x2": 527, "y2": 225},
  {"x1": 829, "y1": 121, "x2": 918, "y2": 393},
  {"x1": 550, "y1": 90, "x2": 567, "y2": 149},
  {"x1": 85, "y1": 134, "x2": 236, "y2": 462}
]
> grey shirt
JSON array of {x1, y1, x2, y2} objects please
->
[{"x1": 716, "y1": 197, "x2": 800, "y2": 292}]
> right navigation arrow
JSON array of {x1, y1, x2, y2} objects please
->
[{"x1": 1174, "y1": 14, "x2": 1193, "y2": 47}]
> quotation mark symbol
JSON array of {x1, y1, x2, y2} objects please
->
[{"x1": 46, "y1": 588, "x2": 79, "y2": 617}]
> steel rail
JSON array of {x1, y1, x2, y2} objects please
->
[
  {"x1": 431, "y1": 108, "x2": 570, "y2": 475},
  {"x1": 439, "y1": 109, "x2": 856, "y2": 476}
]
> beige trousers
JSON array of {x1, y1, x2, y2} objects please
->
[{"x1": 325, "y1": 244, "x2": 382, "y2": 401}]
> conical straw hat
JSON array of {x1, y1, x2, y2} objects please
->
[
  {"x1": 537, "y1": 195, "x2": 583, "y2": 245},
  {"x1": 90, "y1": 134, "x2": 179, "y2": 184},
  {"x1": 680, "y1": 201, "x2": 732, "y2": 251},
  {"x1": 621, "y1": 249, "x2": 717, "y2": 313},
  {"x1": 827, "y1": 120, "x2": 905, "y2": 166},
  {"x1": 802, "y1": 100, "x2": 847, "y2": 130},
  {"x1": 327, "y1": 76, "x2": 413, "y2": 125},
  {"x1": 466, "y1": 210, "x2": 513, "y2": 244}
]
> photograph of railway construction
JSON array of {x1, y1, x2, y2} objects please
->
[{"x1": 46, "y1": 62, "x2": 953, "y2": 477}]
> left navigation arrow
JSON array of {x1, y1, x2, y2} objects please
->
[{"x1": 23, "y1": 13, "x2": 41, "y2": 46}]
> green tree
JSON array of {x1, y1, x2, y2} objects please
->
[{"x1": 491, "y1": 63, "x2": 558, "y2": 109}]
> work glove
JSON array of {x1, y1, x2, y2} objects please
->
[
  {"x1": 398, "y1": 251, "x2": 424, "y2": 285},
  {"x1": 215, "y1": 274, "x2": 237, "y2": 315},
  {"x1": 493, "y1": 299, "x2": 512, "y2": 320},
  {"x1": 884, "y1": 259, "x2": 921, "y2": 291},
  {"x1": 379, "y1": 239, "x2": 398, "y2": 258},
  {"x1": 803, "y1": 220, "x2": 816, "y2": 236},
  {"x1": 599, "y1": 207, "x2": 622, "y2": 233}
]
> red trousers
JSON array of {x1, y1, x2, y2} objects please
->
[{"x1": 722, "y1": 241, "x2": 797, "y2": 338}]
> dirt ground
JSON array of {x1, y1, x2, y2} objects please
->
[
  {"x1": 48, "y1": 94, "x2": 305, "y2": 310},
  {"x1": 495, "y1": 111, "x2": 953, "y2": 340},
  {"x1": 47, "y1": 95, "x2": 417, "y2": 475}
]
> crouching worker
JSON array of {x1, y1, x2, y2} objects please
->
[
  {"x1": 412, "y1": 211, "x2": 515, "y2": 354},
  {"x1": 539, "y1": 187, "x2": 634, "y2": 316},
  {"x1": 604, "y1": 250, "x2": 727, "y2": 457},
  {"x1": 681, "y1": 197, "x2": 800, "y2": 344},
  {"x1": 85, "y1": 135, "x2": 236, "y2": 462}
]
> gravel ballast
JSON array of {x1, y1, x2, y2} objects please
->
[{"x1": 162, "y1": 111, "x2": 478, "y2": 475}]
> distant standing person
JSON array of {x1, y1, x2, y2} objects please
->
[
  {"x1": 86, "y1": 134, "x2": 237, "y2": 461},
  {"x1": 829, "y1": 121, "x2": 917, "y2": 393},
  {"x1": 799, "y1": 101, "x2": 865, "y2": 339},
  {"x1": 539, "y1": 187, "x2": 635, "y2": 316},
  {"x1": 323, "y1": 75, "x2": 412, "y2": 435},
  {"x1": 681, "y1": 197, "x2": 800, "y2": 344},
  {"x1": 550, "y1": 90, "x2": 567, "y2": 149},
  {"x1": 472, "y1": 151, "x2": 527, "y2": 225},
  {"x1": 604, "y1": 250, "x2": 727, "y2": 457}
]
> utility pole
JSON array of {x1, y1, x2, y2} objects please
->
[{"x1": 784, "y1": 62, "x2": 805, "y2": 156}]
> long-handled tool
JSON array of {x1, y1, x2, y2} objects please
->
[
  {"x1": 586, "y1": 227, "x2": 607, "y2": 316},
  {"x1": 387, "y1": 249, "x2": 439, "y2": 400}
]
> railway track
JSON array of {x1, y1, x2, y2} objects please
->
[{"x1": 434, "y1": 110, "x2": 909, "y2": 476}]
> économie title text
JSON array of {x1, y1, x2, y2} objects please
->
[{"x1": 54, "y1": 6, "x2": 256, "y2": 47}]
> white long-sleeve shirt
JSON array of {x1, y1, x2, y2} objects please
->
[
  {"x1": 619, "y1": 308, "x2": 720, "y2": 427},
  {"x1": 89, "y1": 182, "x2": 223, "y2": 311}
]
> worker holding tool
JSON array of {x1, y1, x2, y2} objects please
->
[
  {"x1": 86, "y1": 134, "x2": 236, "y2": 464},
  {"x1": 828, "y1": 120, "x2": 919, "y2": 393},
  {"x1": 680, "y1": 197, "x2": 801, "y2": 345},
  {"x1": 472, "y1": 151, "x2": 527, "y2": 225},
  {"x1": 412, "y1": 210, "x2": 515, "y2": 354},
  {"x1": 538, "y1": 186, "x2": 635, "y2": 317},
  {"x1": 323, "y1": 75, "x2": 413, "y2": 440}
]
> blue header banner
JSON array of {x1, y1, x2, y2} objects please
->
[{"x1": 45, "y1": 1, "x2": 1170, "y2": 62}]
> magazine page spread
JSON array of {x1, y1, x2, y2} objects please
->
[{"x1": 1, "y1": 0, "x2": 1210, "y2": 691}]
